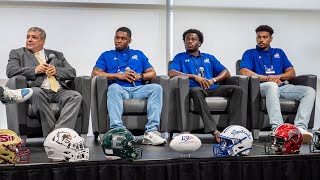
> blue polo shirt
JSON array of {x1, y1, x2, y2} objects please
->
[
  {"x1": 240, "y1": 46, "x2": 293, "y2": 76},
  {"x1": 94, "y1": 48, "x2": 152, "y2": 87},
  {"x1": 169, "y1": 52, "x2": 226, "y2": 90}
]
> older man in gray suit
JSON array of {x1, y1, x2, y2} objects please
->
[{"x1": 6, "y1": 27, "x2": 82, "y2": 136}]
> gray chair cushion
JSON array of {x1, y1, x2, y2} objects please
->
[
  {"x1": 107, "y1": 99, "x2": 148, "y2": 115},
  {"x1": 260, "y1": 98, "x2": 299, "y2": 113},
  {"x1": 123, "y1": 99, "x2": 147, "y2": 114},
  {"x1": 105, "y1": 99, "x2": 148, "y2": 114},
  {"x1": 190, "y1": 97, "x2": 229, "y2": 112}
]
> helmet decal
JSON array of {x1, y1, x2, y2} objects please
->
[
  {"x1": 230, "y1": 129, "x2": 252, "y2": 140},
  {"x1": 61, "y1": 133, "x2": 72, "y2": 142},
  {"x1": 52, "y1": 131, "x2": 72, "y2": 145},
  {"x1": 287, "y1": 129, "x2": 301, "y2": 143},
  {"x1": 0, "y1": 134, "x2": 16, "y2": 142},
  {"x1": 112, "y1": 134, "x2": 125, "y2": 149}
]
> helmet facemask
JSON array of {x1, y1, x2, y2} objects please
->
[
  {"x1": 16, "y1": 140, "x2": 30, "y2": 163},
  {"x1": 213, "y1": 137, "x2": 234, "y2": 156},
  {"x1": 265, "y1": 134, "x2": 287, "y2": 154},
  {"x1": 310, "y1": 131, "x2": 320, "y2": 153}
]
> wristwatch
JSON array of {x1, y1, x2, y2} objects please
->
[
  {"x1": 140, "y1": 73, "x2": 144, "y2": 80},
  {"x1": 212, "y1": 78, "x2": 217, "y2": 83}
]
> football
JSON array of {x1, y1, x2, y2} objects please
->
[{"x1": 169, "y1": 134, "x2": 202, "y2": 154}]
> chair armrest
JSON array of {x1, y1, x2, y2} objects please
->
[
  {"x1": 5, "y1": 76, "x2": 28, "y2": 135},
  {"x1": 151, "y1": 75, "x2": 170, "y2": 132},
  {"x1": 6, "y1": 76, "x2": 28, "y2": 89},
  {"x1": 150, "y1": 75, "x2": 170, "y2": 90},
  {"x1": 91, "y1": 76, "x2": 108, "y2": 134},
  {"x1": 221, "y1": 75, "x2": 249, "y2": 88},
  {"x1": 289, "y1": 75, "x2": 317, "y2": 90},
  {"x1": 290, "y1": 74, "x2": 317, "y2": 129},
  {"x1": 221, "y1": 75, "x2": 249, "y2": 127},
  {"x1": 247, "y1": 76, "x2": 261, "y2": 130},
  {"x1": 169, "y1": 76, "x2": 190, "y2": 131},
  {"x1": 71, "y1": 76, "x2": 91, "y2": 134}
]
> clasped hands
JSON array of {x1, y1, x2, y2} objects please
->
[
  {"x1": 35, "y1": 64, "x2": 57, "y2": 76},
  {"x1": 117, "y1": 70, "x2": 141, "y2": 83},
  {"x1": 194, "y1": 76, "x2": 215, "y2": 89},
  {"x1": 265, "y1": 75, "x2": 283, "y2": 86}
]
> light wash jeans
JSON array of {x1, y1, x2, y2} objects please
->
[
  {"x1": 107, "y1": 83, "x2": 163, "y2": 132},
  {"x1": 260, "y1": 82, "x2": 316, "y2": 130}
]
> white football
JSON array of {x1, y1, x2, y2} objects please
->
[{"x1": 170, "y1": 134, "x2": 202, "y2": 154}]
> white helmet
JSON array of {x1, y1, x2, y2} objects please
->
[
  {"x1": 213, "y1": 125, "x2": 253, "y2": 156},
  {"x1": 44, "y1": 128, "x2": 89, "y2": 162}
]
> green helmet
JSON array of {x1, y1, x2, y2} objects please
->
[{"x1": 101, "y1": 128, "x2": 142, "y2": 159}]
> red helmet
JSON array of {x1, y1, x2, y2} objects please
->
[{"x1": 265, "y1": 123, "x2": 302, "y2": 155}]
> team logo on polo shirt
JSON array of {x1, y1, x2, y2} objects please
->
[
  {"x1": 114, "y1": 57, "x2": 118, "y2": 60},
  {"x1": 204, "y1": 58, "x2": 210, "y2": 64},
  {"x1": 258, "y1": 56, "x2": 262, "y2": 59},
  {"x1": 274, "y1": 53, "x2": 280, "y2": 58},
  {"x1": 185, "y1": 59, "x2": 190, "y2": 62},
  {"x1": 132, "y1": 55, "x2": 138, "y2": 60}
]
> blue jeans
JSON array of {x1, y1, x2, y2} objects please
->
[
  {"x1": 260, "y1": 82, "x2": 316, "y2": 130},
  {"x1": 107, "y1": 83, "x2": 163, "y2": 132}
]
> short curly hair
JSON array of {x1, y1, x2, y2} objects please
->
[
  {"x1": 182, "y1": 29, "x2": 204, "y2": 44},
  {"x1": 116, "y1": 27, "x2": 132, "y2": 38},
  {"x1": 255, "y1": 25, "x2": 274, "y2": 36}
]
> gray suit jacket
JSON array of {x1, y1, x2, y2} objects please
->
[{"x1": 6, "y1": 47, "x2": 76, "y2": 89}]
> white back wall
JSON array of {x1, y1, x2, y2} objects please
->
[
  {"x1": 172, "y1": 8, "x2": 320, "y2": 76},
  {"x1": 0, "y1": 4, "x2": 166, "y2": 78}
]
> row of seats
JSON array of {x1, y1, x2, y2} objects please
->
[{"x1": 5, "y1": 60, "x2": 317, "y2": 140}]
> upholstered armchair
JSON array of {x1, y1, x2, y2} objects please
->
[
  {"x1": 90, "y1": 75, "x2": 170, "y2": 139},
  {"x1": 168, "y1": 74, "x2": 249, "y2": 137},
  {"x1": 5, "y1": 75, "x2": 91, "y2": 137},
  {"x1": 236, "y1": 60, "x2": 316, "y2": 139}
]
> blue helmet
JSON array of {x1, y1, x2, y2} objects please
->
[{"x1": 213, "y1": 125, "x2": 253, "y2": 156}]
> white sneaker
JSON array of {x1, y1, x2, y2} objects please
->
[
  {"x1": 1, "y1": 87, "x2": 33, "y2": 104},
  {"x1": 298, "y1": 127, "x2": 313, "y2": 144},
  {"x1": 142, "y1": 131, "x2": 167, "y2": 146}
]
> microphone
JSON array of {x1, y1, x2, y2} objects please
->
[
  {"x1": 46, "y1": 54, "x2": 56, "y2": 64},
  {"x1": 125, "y1": 67, "x2": 136, "y2": 87},
  {"x1": 199, "y1": 67, "x2": 204, "y2": 78}
]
